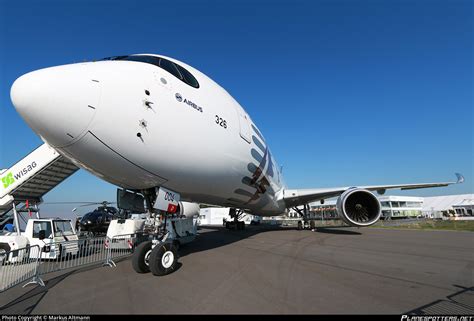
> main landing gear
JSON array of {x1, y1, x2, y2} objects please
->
[
  {"x1": 293, "y1": 204, "x2": 315, "y2": 231},
  {"x1": 224, "y1": 208, "x2": 246, "y2": 230}
]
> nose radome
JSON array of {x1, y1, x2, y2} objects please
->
[{"x1": 11, "y1": 64, "x2": 101, "y2": 147}]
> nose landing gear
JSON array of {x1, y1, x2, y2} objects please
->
[
  {"x1": 149, "y1": 242, "x2": 178, "y2": 276},
  {"x1": 132, "y1": 239, "x2": 179, "y2": 275},
  {"x1": 131, "y1": 188, "x2": 181, "y2": 276},
  {"x1": 132, "y1": 241, "x2": 152, "y2": 273}
]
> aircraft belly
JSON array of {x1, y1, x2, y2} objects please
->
[{"x1": 58, "y1": 131, "x2": 167, "y2": 189}]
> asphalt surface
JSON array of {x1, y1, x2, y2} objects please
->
[{"x1": 0, "y1": 225, "x2": 473, "y2": 314}]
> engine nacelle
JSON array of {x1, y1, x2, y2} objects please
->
[
  {"x1": 336, "y1": 188, "x2": 381, "y2": 227},
  {"x1": 177, "y1": 201, "x2": 200, "y2": 218}
]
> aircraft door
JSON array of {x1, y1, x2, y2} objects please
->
[{"x1": 238, "y1": 110, "x2": 252, "y2": 143}]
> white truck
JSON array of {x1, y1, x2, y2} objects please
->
[{"x1": 0, "y1": 218, "x2": 80, "y2": 262}]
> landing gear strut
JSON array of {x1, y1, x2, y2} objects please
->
[
  {"x1": 293, "y1": 204, "x2": 311, "y2": 231},
  {"x1": 225, "y1": 208, "x2": 246, "y2": 230}
]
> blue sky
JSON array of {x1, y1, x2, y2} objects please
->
[{"x1": 0, "y1": 0, "x2": 472, "y2": 216}]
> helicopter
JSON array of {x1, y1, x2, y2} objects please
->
[
  {"x1": 43, "y1": 200, "x2": 123, "y2": 236},
  {"x1": 72, "y1": 201, "x2": 124, "y2": 236}
]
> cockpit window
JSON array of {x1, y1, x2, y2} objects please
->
[
  {"x1": 158, "y1": 58, "x2": 183, "y2": 80},
  {"x1": 175, "y1": 64, "x2": 200, "y2": 88},
  {"x1": 122, "y1": 55, "x2": 160, "y2": 66},
  {"x1": 103, "y1": 55, "x2": 199, "y2": 89}
]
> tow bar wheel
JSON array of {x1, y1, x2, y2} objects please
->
[{"x1": 149, "y1": 243, "x2": 178, "y2": 276}]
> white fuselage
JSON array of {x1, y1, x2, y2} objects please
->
[{"x1": 11, "y1": 54, "x2": 287, "y2": 216}]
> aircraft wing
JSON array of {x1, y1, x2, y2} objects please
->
[{"x1": 282, "y1": 173, "x2": 464, "y2": 208}]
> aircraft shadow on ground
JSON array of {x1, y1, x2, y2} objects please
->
[
  {"x1": 405, "y1": 285, "x2": 474, "y2": 315},
  {"x1": 179, "y1": 225, "x2": 281, "y2": 257},
  {"x1": 178, "y1": 225, "x2": 361, "y2": 258},
  {"x1": 312, "y1": 227, "x2": 362, "y2": 235}
]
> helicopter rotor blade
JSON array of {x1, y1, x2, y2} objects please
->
[{"x1": 44, "y1": 201, "x2": 116, "y2": 206}]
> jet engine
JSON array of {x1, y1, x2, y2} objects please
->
[
  {"x1": 336, "y1": 188, "x2": 381, "y2": 227},
  {"x1": 177, "y1": 201, "x2": 200, "y2": 218}
]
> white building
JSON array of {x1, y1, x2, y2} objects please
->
[
  {"x1": 309, "y1": 200, "x2": 338, "y2": 219},
  {"x1": 453, "y1": 199, "x2": 474, "y2": 216},
  {"x1": 378, "y1": 195, "x2": 423, "y2": 219},
  {"x1": 422, "y1": 194, "x2": 474, "y2": 218}
]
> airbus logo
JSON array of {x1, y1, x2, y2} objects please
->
[
  {"x1": 183, "y1": 98, "x2": 203, "y2": 113},
  {"x1": 175, "y1": 93, "x2": 203, "y2": 113}
]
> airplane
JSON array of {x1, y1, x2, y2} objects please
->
[{"x1": 9, "y1": 53, "x2": 464, "y2": 276}]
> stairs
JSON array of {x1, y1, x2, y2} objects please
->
[{"x1": 0, "y1": 143, "x2": 79, "y2": 220}]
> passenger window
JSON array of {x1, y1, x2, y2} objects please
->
[{"x1": 159, "y1": 59, "x2": 183, "y2": 80}]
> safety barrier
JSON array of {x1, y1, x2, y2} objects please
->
[
  {"x1": 104, "y1": 233, "x2": 149, "y2": 267},
  {"x1": 0, "y1": 233, "x2": 149, "y2": 293},
  {"x1": 0, "y1": 245, "x2": 43, "y2": 292},
  {"x1": 38, "y1": 236, "x2": 108, "y2": 275}
]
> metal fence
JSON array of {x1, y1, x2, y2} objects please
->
[
  {"x1": 38, "y1": 236, "x2": 108, "y2": 275},
  {"x1": 104, "y1": 233, "x2": 149, "y2": 267},
  {"x1": 0, "y1": 233, "x2": 149, "y2": 293},
  {"x1": 0, "y1": 245, "x2": 42, "y2": 292}
]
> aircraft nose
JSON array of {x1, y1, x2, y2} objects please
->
[{"x1": 11, "y1": 64, "x2": 101, "y2": 147}]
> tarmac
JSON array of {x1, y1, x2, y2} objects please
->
[{"x1": 0, "y1": 225, "x2": 473, "y2": 314}]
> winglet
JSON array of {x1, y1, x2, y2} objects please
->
[{"x1": 455, "y1": 173, "x2": 464, "y2": 184}]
